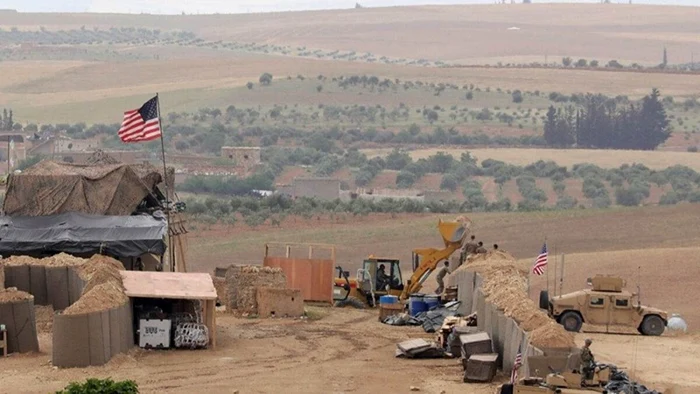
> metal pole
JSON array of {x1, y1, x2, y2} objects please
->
[
  {"x1": 559, "y1": 254, "x2": 565, "y2": 297},
  {"x1": 155, "y1": 93, "x2": 174, "y2": 272},
  {"x1": 552, "y1": 244, "x2": 557, "y2": 297},
  {"x1": 6, "y1": 137, "x2": 9, "y2": 175}
]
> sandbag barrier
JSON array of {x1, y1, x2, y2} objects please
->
[
  {"x1": 52, "y1": 302, "x2": 133, "y2": 368},
  {"x1": 455, "y1": 272, "x2": 539, "y2": 377},
  {"x1": 0, "y1": 297, "x2": 40, "y2": 354},
  {"x1": 3, "y1": 265, "x2": 85, "y2": 310}
]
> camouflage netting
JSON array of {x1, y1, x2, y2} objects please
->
[{"x1": 3, "y1": 160, "x2": 163, "y2": 216}]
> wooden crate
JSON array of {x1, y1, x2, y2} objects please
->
[{"x1": 378, "y1": 303, "x2": 404, "y2": 321}]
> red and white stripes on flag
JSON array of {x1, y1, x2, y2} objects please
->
[
  {"x1": 510, "y1": 343, "x2": 523, "y2": 384},
  {"x1": 532, "y1": 242, "x2": 548, "y2": 276},
  {"x1": 118, "y1": 96, "x2": 162, "y2": 142}
]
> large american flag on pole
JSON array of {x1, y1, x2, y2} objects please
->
[
  {"x1": 532, "y1": 242, "x2": 548, "y2": 276},
  {"x1": 118, "y1": 96, "x2": 161, "y2": 142},
  {"x1": 510, "y1": 341, "x2": 523, "y2": 384}
]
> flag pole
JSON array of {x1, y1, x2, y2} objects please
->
[{"x1": 155, "y1": 93, "x2": 174, "y2": 272}]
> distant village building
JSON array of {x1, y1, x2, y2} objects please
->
[
  {"x1": 277, "y1": 177, "x2": 341, "y2": 201},
  {"x1": 220, "y1": 146, "x2": 261, "y2": 174}
]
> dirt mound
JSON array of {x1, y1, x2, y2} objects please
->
[
  {"x1": 0, "y1": 287, "x2": 33, "y2": 302},
  {"x1": 456, "y1": 250, "x2": 575, "y2": 348},
  {"x1": 63, "y1": 281, "x2": 128, "y2": 315},
  {"x1": 529, "y1": 322, "x2": 575, "y2": 349},
  {"x1": 3, "y1": 253, "x2": 86, "y2": 267},
  {"x1": 77, "y1": 255, "x2": 125, "y2": 281}
]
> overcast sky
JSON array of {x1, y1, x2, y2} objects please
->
[{"x1": 2, "y1": 0, "x2": 699, "y2": 13}]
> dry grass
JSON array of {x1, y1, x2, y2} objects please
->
[{"x1": 363, "y1": 147, "x2": 700, "y2": 170}]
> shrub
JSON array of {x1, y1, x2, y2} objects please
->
[
  {"x1": 396, "y1": 170, "x2": 417, "y2": 188},
  {"x1": 440, "y1": 174, "x2": 459, "y2": 191},
  {"x1": 687, "y1": 146, "x2": 698, "y2": 152},
  {"x1": 511, "y1": 90, "x2": 523, "y2": 103},
  {"x1": 246, "y1": 82, "x2": 254, "y2": 89},
  {"x1": 56, "y1": 378, "x2": 138, "y2": 394},
  {"x1": 259, "y1": 72, "x2": 273, "y2": 85},
  {"x1": 582, "y1": 177, "x2": 607, "y2": 199},
  {"x1": 465, "y1": 91, "x2": 474, "y2": 100},
  {"x1": 614, "y1": 187, "x2": 644, "y2": 206},
  {"x1": 659, "y1": 191, "x2": 681, "y2": 205},
  {"x1": 555, "y1": 195, "x2": 578, "y2": 210}
]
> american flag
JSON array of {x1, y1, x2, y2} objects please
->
[
  {"x1": 510, "y1": 342, "x2": 523, "y2": 384},
  {"x1": 532, "y1": 242, "x2": 548, "y2": 276},
  {"x1": 118, "y1": 96, "x2": 162, "y2": 142}
]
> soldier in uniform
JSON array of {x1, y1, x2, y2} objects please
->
[
  {"x1": 475, "y1": 241, "x2": 488, "y2": 254},
  {"x1": 435, "y1": 261, "x2": 449, "y2": 295},
  {"x1": 460, "y1": 235, "x2": 478, "y2": 265},
  {"x1": 580, "y1": 338, "x2": 595, "y2": 382}
]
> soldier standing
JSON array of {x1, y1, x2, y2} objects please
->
[
  {"x1": 435, "y1": 261, "x2": 449, "y2": 295},
  {"x1": 580, "y1": 338, "x2": 595, "y2": 382},
  {"x1": 475, "y1": 241, "x2": 487, "y2": 254}
]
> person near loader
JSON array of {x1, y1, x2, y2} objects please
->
[
  {"x1": 376, "y1": 264, "x2": 390, "y2": 291},
  {"x1": 580, "y1": 338, "x2": 595, "y2": 382},
  {"x1": 475, "y1": 242, "x2": 487, "y2": 254},
  {"x1": 435, "y1": 261, "x2": 449, "y2": 295}
]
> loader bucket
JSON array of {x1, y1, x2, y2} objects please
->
[{"x1": 437, "y1": 219, "x2": 470, "y2": 246}]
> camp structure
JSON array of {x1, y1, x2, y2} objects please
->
[
  {"x1": 0, "y1": 213, "x2": 167, "y2": 269},
  {"x1": 1, "y1": 156, "x2": 188, "y2": 272}
]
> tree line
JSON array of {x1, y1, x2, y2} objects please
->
[{"x1": 543, "y1": 89, "x2": 671, "y2": 150}]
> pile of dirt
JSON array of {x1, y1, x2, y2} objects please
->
[
  {"x1": 456, "y1": 250, "x2": 575, "y2": 348},
  {"x1": 77, "y1": 255, "x2": 125, "y2": 282},
  {"x1": 225, "y1": 265, "x2": 287, "y2": 314},
  {"x1": 63, "y1": 281, "x2": 128, "y2": 315},
  {"x1": 2, "y1": 253, "x2": 86, "y2": 267},
  {"x1": 0, "y1": 287, "x2": 33, "y2": 303},
  {"x1": 529, "y1": 322, "x2": 576, "y2": 349}
]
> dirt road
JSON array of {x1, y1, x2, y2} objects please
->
[{"x1": 0, "y1": 308, "x2": 502, "y2": 394}]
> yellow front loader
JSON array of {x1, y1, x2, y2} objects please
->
[{"x1": 399, "y1": 217, "x2": 471, "y2": 300}]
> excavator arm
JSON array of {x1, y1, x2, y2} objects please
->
[{"x1": 399, "y1": 217, "x2": 471, "y2": 300}]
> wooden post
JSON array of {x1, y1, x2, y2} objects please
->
[{"x1": 206, "y1": 299, "x2": 216, "y2": 349}]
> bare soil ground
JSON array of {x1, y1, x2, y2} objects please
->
[{"x1": 0, "y1": 308, "x2": 502, "y2": 394}]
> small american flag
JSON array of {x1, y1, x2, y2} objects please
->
[
  {"x1": 510, "y1": 342, "x2": 523, "y2": 384},
  {"x1": 532, "y1": 242, "x2": 548, "y2": 276},
  {"x1": 118, "y1": 96, "x2": 161, "y2": 142}
]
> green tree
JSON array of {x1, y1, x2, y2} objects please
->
[
  {"x1": 440, "y1": 174, "x2": 459, "y2": 191},
  {"x1": 562, "y1": 57, "x2": 573, "y2": 67},
  {"x1": 246, "y1": 82, "x2": 254, "y2": 90},
  {"x1": 259, "y1": 72, "x2": 273, "y2": 85},
  {"x1": 511, "y1": 90, "x2": 523, "y2": 103},
  {"x1": 575, "y1": 58, "x2": 588, "y2": 67},
  {"x1": 636, "y1": 88, "x2": 671, "y2": 150},
  {"x1": 385, "y1": 148, "x2": 412, "y2": 170}
]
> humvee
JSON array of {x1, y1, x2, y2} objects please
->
[{"x1": 539, "y1": 275, "x2": 667, "y2": 336}]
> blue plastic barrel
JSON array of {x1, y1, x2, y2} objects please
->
[
  {"x1": 409, "y1": 295, "x2": 428, "y2": 316},
  {"x1": 380, "y1": 295, "x2": 398, "y2": 305},
  {"x1": 424, "y1": 295, "x2": 440, "y2": 310}
]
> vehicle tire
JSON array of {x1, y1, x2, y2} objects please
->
[
  {"x1": 333, "y1": 296, "x2": 366, "y2": 309},
  {"x1": 558, "y1": 311, "x2": 583, "y2": 332},
  {"x1": 640, "y1": 315, "x2": 665, "y2": 336},
  {"x1": 539, "y1": 290, "x2": 550, "y2": 310}
]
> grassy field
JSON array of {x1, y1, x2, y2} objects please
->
[
  {"x1": 3, "y1": 5, "x2": 700, "y2": 65},
  {"x1": 3, "y1": 5, "x2": 700, "y2": 123},
  {"x1": 363, "y1": 147, "x2": 700, "y2": 170}
]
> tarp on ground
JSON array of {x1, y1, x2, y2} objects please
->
[
  {"x1": 0, "y1": 212, "x2": 166, "y2": 257},
  {"x1": 3, "y1": 160, "x2": 163, "y2": 216}
]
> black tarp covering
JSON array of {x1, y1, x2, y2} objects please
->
[{"x1": 0, "y1": 212, "x2": 166, "y2": 258}]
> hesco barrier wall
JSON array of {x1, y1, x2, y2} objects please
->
[
  {"x1": 4, "y1": 265, "x2": 86, "y2": 310},
  {"x1": 0, "y1": 297, "x2": 40, "y2": 354},
  {"x1": 3, "y1": 263, "x2": 134, "y2": 367},
  {"x1": 450, "y1": 271, "x2": 543, "y2": 377},
  {"x1": 52, "y1": 302, "x2": 133, "y2": 368}
]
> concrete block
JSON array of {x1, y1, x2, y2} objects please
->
[{"x1": 256, "y1": 287, "x2": 304, "y2": 318}]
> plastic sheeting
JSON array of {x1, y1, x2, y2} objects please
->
[
  {"x1": 0, "y1": 212, "x2": 166, "y2": 258},
  {"x1": 605, "y1": 365, "x2": 661, "y2": 394}
]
